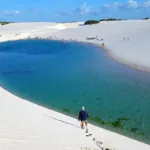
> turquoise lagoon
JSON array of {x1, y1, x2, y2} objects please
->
[{"x1": 0, "y1": 39, "x2": 150, "y2": 143}]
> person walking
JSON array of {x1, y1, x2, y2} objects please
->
[{"x1": 78, "y1": 106, "x2": 89, "y2": 132}]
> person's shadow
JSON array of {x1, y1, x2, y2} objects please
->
[{"x1": 44, "y1": 114, "x2": 80, "y2": 129}]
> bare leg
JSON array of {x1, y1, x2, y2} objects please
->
[
  {"x1": 85, "y1": 121, "x2": 88, "y2": 133},
  {"x1": 85, "y1": 121, "x2": 88, "y2": 127},
  {"x1": 81, "y1": 121, "x2": 85, "y2": 129}
]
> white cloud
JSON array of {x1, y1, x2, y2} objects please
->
[
  {"x1": 113, "y1": 2, "x2": 121, "y2": 9},
  {"x1": 103, "y1": 0, "x2": 150, "y2": 10},
  {"x1": 103, "y1": 2, "x2": 125, "y2": 10},
  {"x1": 128, "y1": 0, "x2": 138, "y2": 8},
  {"x1": 104, "y1": 4, "x2": 111, "y2": 8},
  {"x1": 55, "y1": 2, "x2": 98, "y2": 16},
  {"x1": 78, "y1": 2, "x2": 98, "y2": 16},
  {"x1": 144, "y1": 1, "x2": 150, "y2": 7},
  {"x1": 55, "y1": 0, "x2": 150, "y2": 17},
  {"x1": 3, "y1": 10, "x2": 20, "y2": 16},
  {"x1": 14, "y1": 10, "x2": 20, "y2": 14},
  {"x1": 79, "y1": 2, "x2": 90, "y2": 15}
]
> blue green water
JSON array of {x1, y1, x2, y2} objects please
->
[{"x1": 0, "y1": 39, "x2": 150, "y2": 143}]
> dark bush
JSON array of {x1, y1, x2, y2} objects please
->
[
  {"x1": 84, "y1": 18, "x2": 123, "y2": 25},
  {"x1": 89, "y1": 117, "x2": 102, "y2": 125},
  {"x1": 111, "y1": 117, "x2": 130, "y2": 128},
  {"x1": 99, "y1": 18, "x2": 123, "y2": 22},
  {"x1": 84, "y1": 20, "x2": 99, "y2": 25},
  {"x1": 62, "y1": 108, "x2": 70, "y2": 113},
  {"x1": 144, "y1": 17, "x2": 149, "y2": 20},
  {"x1": 0, "y1": 22, "x2": 12, "y2": 25}
]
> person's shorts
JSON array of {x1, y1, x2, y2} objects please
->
[{"x1": 81, "y1": 120, "x2": 87, "y2": 122}]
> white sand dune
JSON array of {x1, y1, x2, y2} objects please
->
[
  {"x1": 1, "y1": 20, "x2": 150, "y2": 149},
  {"x1": 0, "y1": 88, "x2": 98, "y2": 150},
  {"x1": 0, "y1": 22, "x2": 83, "y2": 42}
]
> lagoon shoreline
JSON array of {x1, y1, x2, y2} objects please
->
[
  {"x1": 1, "y1": 21, "x2": 150, "y2": 73},
  {"x1": 1, "y1": 21, "x2": 150, "y2": 149}
]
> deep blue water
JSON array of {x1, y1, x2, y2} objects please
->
[{"x1": 0, "y1": 39, "x2": 150, "y2": 143}]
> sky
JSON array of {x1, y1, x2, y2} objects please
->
[{"x1": 0, "y1": 0, "x2": 150, "y2": 22}]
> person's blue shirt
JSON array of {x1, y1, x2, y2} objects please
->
[{"x1": 78, "y1": 110, "x2": 89, "y2": 121}]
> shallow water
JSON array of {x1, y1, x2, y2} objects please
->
[{"x1": 0, "y1": 39, "x2": 150, "y2": 143}]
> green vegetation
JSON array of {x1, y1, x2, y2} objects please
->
[
  {"x1": 84, "y1": 18, "x2": 123, "y2": 25},
  {"x1": 0, "y1": 22, "x2": 12, "y2": 25},
  {"x1": 99, "y1": 18, "x2": 123, "y2": 22},
  {"x1": 89, "y1": 116, "x2": 145, "y2": 141},
  {"x1": 62, "y1": 108, "x2": 70, "y2": 113},
  {"x1": 144, "y1": 17, "x2": 149, "y2": 20},
  {"x1": 90, "y1": 116, "x2": 130, "y2": 128},
  {"x1": 130, "y1": 127, "x2": 138, "y2": 132},
  {"x1": 110, "y1": 117, "x2": 129, "y2": 128},
  {"x1": 84, "y1": 20, "x2": 100, "y2": 25},
  {"x1": 130, "y1": 128, "x2": 145, "y2": 136},
  {"x1": 89, "y1": 117, "x2": 103, "y2": 125}
]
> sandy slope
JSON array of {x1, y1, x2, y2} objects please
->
[
  {"x1": 0, "y1": 88, "x2": 98, "y2": 150},
  {"x1": 0, "y1": 22, "x2": 83, "y2": 42},
  {"x1": 1, "y1": 21, "x2": 150, "y2": 149}
]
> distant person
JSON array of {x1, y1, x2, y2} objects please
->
[{"x1": 78, "y1": 106, "x2": 89, "y2": 132}]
